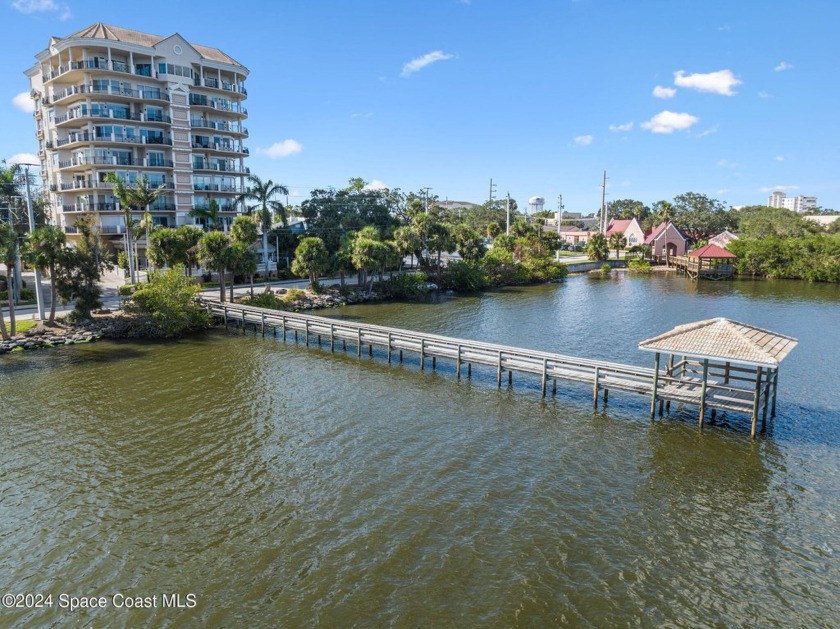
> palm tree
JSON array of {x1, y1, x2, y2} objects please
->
[
  {"x1": 237, "y1": 174, "x2": 289, "y2": 278},
  {"x1": 106, "y1": 174, "x2": 137, "y2": 284},
  {"x1": 27, "y1": 225, "x2": 66, "y2": 323},
  {"x1": 608, "y1": 233, "x2": 627, "y2": 260},
  {"x1": 197, "y1": 231, "x2": 233, "y2": 302},
  {"x1": 130, "y1": 175, "x2": 167, "y2": 274},
  {"x1": 189, "y1": 199, "x2": 221, "y2": 232},
  {"x1": 0, "y1": 226, "x2": 19, "y2": 339}
]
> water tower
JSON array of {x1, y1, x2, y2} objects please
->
[{"x1": 528, "y1": 196, "x2": 545, "y2": 216}]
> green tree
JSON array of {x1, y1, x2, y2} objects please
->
[
  {"x1": 197, "y1": 231, "x2": 234, "y2": 302},
  {"x1": 176, "y1": 225, "x2": 204, "y2": 276},
  {"x1": 291, "y1": 237, "x2": 329, "y2": 288},
  {"x1": 27, "y1": 225, "x2": 66, "y2": 323},
  {"x1": 228, "y1": 243, "x2": 258, "y2": 300},
  {"x1": 230, "y1": 216, "x2": 260, "y2": 295},
  {"x1": 350, "y1": 227, "x2": 390, "y2": 292},
  {"x1": 55, "y1": 215, "x2": 110, "y2": 320},
  {"x1": 608, "y1": 232, "x2": 627, "y2": 259},
  {"x1": 670, "y1": 192, "x2": 730, "y2": 242},
  {"x1": 0, "y1": 226, "x2": 19, "y2": 338},
  {"x1": 451, "y1": 224, "x2": 486, "y2": 262},
  {"x1": 106, "y1": 173, "x2": 138, "y2": 283},
  {"x1": 237, "y1": 174, "x2": 289, "y2": 278},
  {"x1": 731, "y1": 205, "x2": 815, "y2": 239},
  {"x1": 393, "y1": 225, "x2": 423, "y2": 268},
  {"x1": 130, "y1": 175, "x2": 167, "y2": 272},
  {"x1": 125, "y1": 265, "x2": 210, "y2": 337},
  {"x1": 607, "y1": 199, "x2": 650, "y2": 222},
  {"x1": 147, "y1": 227, "x2": 187, "y2": 270},
  {"x1": 586, "y1": 233, "x2": 609, "y2": 261}
]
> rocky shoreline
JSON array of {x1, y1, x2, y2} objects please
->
[{"x1": 0, "y1": 318, "x2": 111, "y2": 353}]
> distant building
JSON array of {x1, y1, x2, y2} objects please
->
[
  {"x1": 438, "y1": 201, "x2": 476, "y2": 212},
  {"x1": 804, "y1": 215, "x2": 840, "y2": 228},
  {"x1": 606, "y1": 218, "x2": 645, "y2": 247},
  {"x1": 709, "y1": 230, "x2": 740, "y2": 249},
  {"x1": 767, "y1": 191, "x2": 817, "y2": 213},
  {"x1": 645, "y1": 221, "x2": 688, "y2": 259}
]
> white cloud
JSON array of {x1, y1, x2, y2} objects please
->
[
  {"x1": 760, "y1": 185, "x2": 799, "y2": 193},
  {"x1": 573, "y1": 134, "x2": 593, "y2": 146},
  {"x1": 674, "y1": 69, "x2": 741, "y2": 95},
  {"x1": 694, "y1": 125, "x2": 719, "y2": 138},
  {"x1": 757, "y1": 91, "x2": 771, "y2": 99},
  {"x1": 716, "y1": 188, "x2": 730, "y2": 195},
  {"x1": 608, "y1": 122, "x2": 633, "y2": 132},
  {"x1": 257, "y1": 139, "x2": 303, "y2": 158},
  {"x1": 774, "y1": 61, "x2": 793, "y2": 72},
  {"x1": 363, "y1": 179, "x2": 388, "y2": 191},
  {"x1": 12, "y1": 92, "x2": 35, "y2": 113},
  {"x1": 351, "y1": 112, "x2": 373, "y2": 118},
  {"x1": 717, "y1": 159, "x2": 737, "y2": 168},
  {"x1": 12, "y1": 0, "x2": 57, "y2": 12},
  {"x1": 7, "y1": 153, "x2": 39, "y2": 166},
  {"x1": 652, "y1": 85, "x2": 676, "y2": 99},
  {"x1": 775, "y1": 155, "x2": 784, "y2": 162},
  {"x1": 641, "y1": 111, "x2": 699, "y2": 134},
  {"x1": 718, "y1": 24, "x2": 731, "y2": 32},
  {"x1": 401, "y1": 50, "x2": 454, "y2": 77},
  {"x1": 59, "y1": 4, "x2": 71, "y2": 20}
]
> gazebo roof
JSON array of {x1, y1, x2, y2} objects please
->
[
  {"x1": 638, "y1": 318, "x2": 798, "y2": 367},
  {"x1": 688, "y1": 243, "x2": 736, "y2": 258}
]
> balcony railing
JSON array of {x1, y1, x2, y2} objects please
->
[
  {"x1": 192, "y1": 161, "x2": 249, "y2": 174},
  {"x1": 189, "y1": 121, "x2": 248, "y2": 135},
  {"x1": 57, "y1": 132, "x2": 173, "y2": 147},
  {"x1": 59, "y1": 181, "x2": 113, "y2": 191},
  {"x1": 52, "y1": 83, "x2": 170, "y2": 103},
  {"x1": 56, "y1": 111, "x2": 172, "y2": 124},
  {"x1": 59, "y1": 156, "x2": 136, "y2": 168},
  {"x1": 43, "y1": 58, "x2": 147, "y2": 82},
  {"x1": 193, "y1": 76, "x2": 248, "y2": 94}
]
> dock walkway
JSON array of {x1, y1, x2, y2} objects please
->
[{"x1": 202, "y1": 300, "x2": 775, "y2": 430}]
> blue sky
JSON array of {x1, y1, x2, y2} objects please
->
[{"x1": 4, "y1": 0, "x2": 839, "y2": 213}]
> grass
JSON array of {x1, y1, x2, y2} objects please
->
[{"x1": 12, "y1": 319, "x2": 38, "y2": 334}]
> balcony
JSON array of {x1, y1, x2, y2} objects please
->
[
  {"x1": 62, "y1": 203, "x2": 118, "y2": 212},
  {"x1": 56, "y1": 110, "x2": 172, "y2": 125},
  {"x1": 193, "y1": 203, "x2": 237, "y2": 213},
  {"x1": 192, "y1": 160, "x2": 249, "y2": 174},
  {"x1": 52, "y1": 83, "x2": 170, "y2": 104},
  {"x1": 59, "y1": 156, "x2": 137, "y2": 168},
  {"x1": 193, "y1": 76, "x2": 248, "y2": 95},
  {"x1": 43, "y1": 58, "x2": 140, "y2": 82},
  {"x1": 189, "y1": 121, "x2": 248, "y2": 136},
  {"x1": 57, "y1": 131, "x2": 173, "y2": 148},
  {"x1": 59, "y1": 181, "x2": 113, "y2": 191}
]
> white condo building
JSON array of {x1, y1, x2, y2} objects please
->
[
  {"x1": 767, "y1": 191, "x2": 817, "y2": 213},
  {"x1": 25, "y1": 23, "x2": 249, "y2": 250}
]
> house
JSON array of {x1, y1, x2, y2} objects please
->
[
  {"x1": 644, "y1": 221, "x2": 688, "y2": 260},
  {"x1": 709, "y1": 230, "x2": 740, "y2": 249},
  {"x1": 606, "y1": 218, "x2": 646, "y2": 247},
  {"x1": 542, "y1": 224, "x2": 597, "y2": 246}
]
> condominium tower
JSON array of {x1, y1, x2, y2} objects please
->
[
  {"x1": 25, "y1": 23, "x2": 249, "y2": 250},
  {"x1": 767, "y1": 191, "x2": 817, "y2": 213}
]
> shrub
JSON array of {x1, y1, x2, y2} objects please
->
[
  {"x1": 243, "y1": 291, "x2": 285, "y2": 310},
  {"x1": 283, "y1": 288, "x2": 307, "y2": 305},
  {"x1": 601, "y1": 263, "x2": 613, "y2": 273},
  {"x1": 124, "y1": 265, "x2": 210, "y2": 337},
  {"x1": 442, "y1": 262, "x2": 489, "y2": 291},
  {"x1": 378, "y1": 272, "x2": 431, "y2": 298},
  {"x1": 118, "y1": 283, "x2": 138, "y2": 296},
  {"x1": 628, "y1": 259, "x2": 652, "y2": 273}
]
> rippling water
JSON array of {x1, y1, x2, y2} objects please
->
[{"x1": 1, "y1": 274, "x2": 838, "y2": 626}]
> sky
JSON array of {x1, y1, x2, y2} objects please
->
[{"x1": 3, "y1": 0, "x2": 839, "y2": 214}]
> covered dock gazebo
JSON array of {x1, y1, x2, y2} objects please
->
[
  {"x1": 639, "y1": 318, "x2": 798, "y2": 437},
  {"x1": 679, "y1": 243, "x2": 737, "y2": 279}
]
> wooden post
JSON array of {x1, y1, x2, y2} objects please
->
[
  {"x1": 368, "y1": 342, "x2": 372, "y2": 357},
  {"x1": 432, "y1": 356, "x2": 436, "y2": 370},
  {"x1": 553, "y1": 379, "x2": 557, "y2": 395},
  {"x1": 330, "y1": 324, "x2": 335, "y2": 353},
  {"x1": 343, "y1": 339, "x2": 346, "y2": 351},
  {"x1": 541, "y1": 358, "x2": 548, "y2": 397},
  {"x1": 223, "y1": 305, "x2": 228, "y2": 329},
  {"x1": 751, "y1": 367, "x2": 763, "y2": 438},
  {"x1": 467, "y1": 363, "x2": 471, "y2": 378},
  {"x1": 357, "y1": 328, "x2": 362, "y2": 357},
  {"x1": 305, "y1": 320, "x2": 309, "y2": 347},
  {"x1": 771, "y1": 369, "x2": 779, "y2": 417},
  {"x1": 650, "y1": 353, "x2": 660, "y2": 419},
  {"x1": 399, "y1": 349, "x2": 403, "y2": 362},
  {"x1": 281, "y1": 315, "x2": 286, "y2": 341},
  {"x1": 762, "y1": 371, "x2": 771, "y2": 423},
  {"x1": 724, "y1": 361, "x2": 731, "y2": 385},
  {"x1": 420, "y1": 339, "x2": 425, "y2": 370},
  {"x1": 698, "y1": 359, "x2": 709, "y2": 427},
  {"x1": 497, "y1": 351, "x2": 503, "y2": 387},
  {"x1": 593, "y1": 366, "x2": 600, "y2": 409},
  {"x1": 456, "y1": 345, "x2": 462, "y2": 378},
  {"x1": 508, "y1": 369, "x2": 512, "y2": 385},
  {"x1": 261, "y1": 313, "x2": 265, "y2": 337},
  {"x1": 387, "y1": 333, "x2": 392, "y2": 364},
  {"x1": 603, "y1": 388, "x2": 609, "y2": 405}
]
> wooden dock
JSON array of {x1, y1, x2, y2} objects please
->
[
  {"x1": 202, "y1": 300, "x2": 778, "y2": 433},
  {"x1": 671, "y1": 255, "x2": 735, "y2": 280}
]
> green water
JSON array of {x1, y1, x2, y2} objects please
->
[{"x1": 1, "y1": 274, "x2": 838, "y2": 627}]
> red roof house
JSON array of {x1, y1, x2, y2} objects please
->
[
  {"x1": 644, "y1": 221, "x2": 688, "y2": 259},
  {"x1": 606, "y1": 217, "x2": 646, "y2": 247}
]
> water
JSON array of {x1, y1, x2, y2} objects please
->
[{"x1": 1, "y1": 273, "x2": 838, "y2": 627}]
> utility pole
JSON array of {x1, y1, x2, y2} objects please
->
[
  {"x1": 420, "y1": 187, "x2": 431, "y2": 214},
  {"x1": 557, "y1": 194, "x2": 564, "y2": 235},
  {"x1": 488, "y1": 178, "x2": 496, "y2": 205},
  {"x1": 505, "y1": 192, "x2": 511, "y2": 235},
  {"x1": 23, "y1": 164, "x2": 45, "y2": 320},
  {"x1": 600, "y1": 170, "x2": 608, "y2": 234}
]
